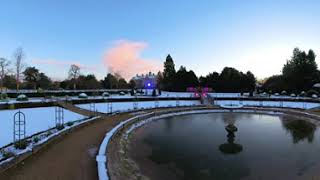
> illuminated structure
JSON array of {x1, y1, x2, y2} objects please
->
[
  {"x1": 132, "y1": 72, "x2": 158, "y2": 95},
  {"x1": 187, "y1": 87, "x2": 212, "y2": 98}
]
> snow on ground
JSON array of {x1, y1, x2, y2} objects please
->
[
  {"x1": 215, "y1": 100, "x2": 320, "y2": 109},
  {"x1": 159, "y1": 91, "x2": 195, "y2": 97},
  {"x1": 208, "y1": 93, "x2": 241, "y2": 98},
  {"x1": 77, "y1": 100, "x2": 201, "y2": 113},
  {"x1": 0, "y1": 107, "x2": 85, "y2": 147}
]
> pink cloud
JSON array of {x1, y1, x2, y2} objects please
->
[
  {"x1": 103, "y1": 40, "x2": 162, "y2": 80},
  {"x1": 31, "y1": 59, "x2": 98, "y2": 71}
]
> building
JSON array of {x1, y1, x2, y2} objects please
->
[{"x1": 132, "y1": 72, "x2": 157, "y2": 90}]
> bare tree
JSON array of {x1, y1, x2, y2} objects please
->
[
  {"x1": 13, "y1": 47, "x2": 25, "y2": 92},
  {"x1": 68, "y1": 64, "x2": 80, "y2": 90},
  {"x1": 0, "y1": 58, "x2": 11, "y2": 93}
]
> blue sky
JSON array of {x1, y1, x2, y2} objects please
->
[{"x1": 0, "y1": 0, "x2": 319, "y2": 80}]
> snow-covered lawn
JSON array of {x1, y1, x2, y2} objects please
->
[
  {"x1": 77, "y1": 100, "x2": 201, "y2": 113},
  {"x1": 0, "y1": 107, "x2": 85, "y2": 148},
  {"x1": 215, "y1": 100, "x2": 320, "y2": 109},
  {"x1": 159, "y1": 91, "x2": 195, "y2": 97}
]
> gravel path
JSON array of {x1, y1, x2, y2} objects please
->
[{"x1": 0, "y1": 113, "x2": 132, "y2": 180}]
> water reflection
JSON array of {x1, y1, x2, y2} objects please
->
[
  {"x1": 132, "y1": 113, "x2": 320, "y2": 179},
  {"x1": 219, "y1": 124, "x2": 243, "y2": 154},
  {"x1": 281, "y1": 116, "x2": 317, "y2": 143}
]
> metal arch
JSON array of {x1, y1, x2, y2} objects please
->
[
  {"x1": 133, "y1": 96, "x2": 138, "y2": 110},
  {"x1": 176, "y1": 97, "x2": 180, "y2": 107},
  {"x1": 259, "y1": 100, "x2": 263, "y2": 107},
  {"x1": 280, "y1": 101, "x2": 284, "y2": 108},
  {"x1": 107, "y1": 101, "x2": 113, "y2": 114},
  {"x1": 13, "y1": 110, "x2": 26, "y2": 144},
  {"x1": 90, "y1": 102, "x2": 96, "y2": 112},
  {"x1": 133, "y1": 101, "x2": 138, "y2": 110},
  {"x1": 55, "y1": 106, "x2": 64, "y2": 126},
  {"x1": 155, "y1": 98, "x2": 159, "y2": 108}
]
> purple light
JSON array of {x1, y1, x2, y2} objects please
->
[{"x1": 147, "y1": 83, "x2": 151, "y2": 87}]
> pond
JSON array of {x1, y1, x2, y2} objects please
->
[{"x1": 128, "y1": 113, "x2": 320, "y2": 180}]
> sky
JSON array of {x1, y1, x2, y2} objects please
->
[{"x1": 0, "y1": 0, "x2": 320, "y2": 80}]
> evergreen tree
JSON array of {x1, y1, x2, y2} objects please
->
[
  {"x1": 282, "y1": 48, "x2": 318, "y2": 91},
  {"x1": 162, "y1": 54, "x2": 176, "y2": 91}
]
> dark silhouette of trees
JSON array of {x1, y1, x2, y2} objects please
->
[
  {"x1": 129, "y1": 79, "x2": 136, "y2": 89},
  {"x1": 282, "y1": 48, "x2": 319, "y2": 91},
  {"x1": 118, "y1": 78, "x2": 128, "y2": 89},
  {"x1": 101, "y1": 73, "x2": 118, "y2": 89},
  {"x1": 0, "y1": 58, "x2": 11, "y2": 92},
  {"x1": 173, "y1": 66, "x2": 199, "y2": 91},
  {"x1": 100, "y1": 73, "x2": 129, "y2": 89},
  {"x1": 159, "y1": 55, "x2": 256, "y2": 92},
  {"x1": 23, "y1": 67, "x2": 52, "y2": 90},
  {"x1": 37, "y1": 73, "x2": 52, "y2": 89},
  {"x1": 3, "y1": 75, "x2": 16, "y2": 89},
  {"x1": 162, "y1": 54, "x2": 176, "y2": 91},
  {"x1": 77, "y1": 74, "x2": 101, "y2": 89},
  {"x1": 262, "y1": 48, "x2": 320, "y2": 93},
  {"x1": 198, "y1": 68, "x2": 256, "y2": 93},
  {"x1": 24, "y1": 67, "x2": 40, "y2": 89}
]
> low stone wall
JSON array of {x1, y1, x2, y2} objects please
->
[{"x1": 105, "y1": 106, "x2": 320, "y2": 180}]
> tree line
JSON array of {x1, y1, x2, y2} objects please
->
[
  {"x1": 0, "y1": 47, "x2": 318, "y2": 94},
  {"x1": 159, "y1": 54, "x2": 256, "y2": 93},
  {"x1": 262, "y1": 48, "x2": 319, "y2": 94}
]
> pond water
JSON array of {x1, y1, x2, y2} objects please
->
[{"x1": 129, "y1": 113, "x2": 320, "y2": 180}]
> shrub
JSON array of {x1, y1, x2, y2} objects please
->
[
  {"x1": 33, "y1": 136, "x2": 40, "y2": 143},
  {"x1": 307, "y1": 90, "x2": 319, "y2": 97},
  {"x1": 102, "y1": 92, "x2": 110, "y2": 97},
  {"x1": 56, "y1": 124, "x2": 65, "y2": 130},
  {"x1": 16, "y1": 94, "x2": 28, "y2": 101},
  {"x1": 0, "y1": 149, "x2": 15, "y2": 159},
  {"x1": 46, "y1": 131, "x2": 53, "y2": 137},
  {"x1": 66, "y1": 121, "x2": 74, "y2": 126},
  {"x1": 78, "y1": 93, "x2": 88, "y2": 99},
  {"x1": 0, "y1": 93, "x2": 8, "y2": 100},
  {"x1": 14, "y1": 139, "x2": 28, "y2": 150},
  {"x1": 37, "y1": 88, "x2": 44, "y2": 93}
]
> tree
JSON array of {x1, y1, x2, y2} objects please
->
[
  {"x1": 37, "y1": 73, "x2": 52, "y2": 89},
  {"x1": 200, "y1": 72, "x2": 219, "y2": 88},
  {"x1": 156, "y1": 71, "x2": 164, "y2": 90},
  {"x1": 118, "y1": 78, "x2": 128, "y2": 89},
  {"x1": 244, "y1": 71, "x2": 256, "y2": 93},
  {"x1": 13, "y1": 47, "x2": 25, "y2": 92},
  {"x1": 282, "y1": 48, "x2": 318, "y2": 92},
  {"x1": 77, "y1": 74, "x2": 101, "y2": 89},
  {"x1": 129, "y1": 79, "x2": 136, "y2": 89},
  {"x1": 218, "y1": 67, "x2": 242, "y2": 92},
  {"x1": 0, "y1": 58, "x2": 11, "y2": 92},
  {"x1": 101, "y1": 73, "x2": 118, "y2": 89},
  {"x1": 162, "y1": 54, "x2": 176, "y2": 91},
  {"x1": 2, "y1": 75, "x2": 16, "y2": 89},
  {"x1": 23, "y1": 67, "x2": 40, "y2": 89},
  {"x1": 173, "y1": 66, "x2": 199, "y2": 91},
  {"x1": 68, "y1": 64, "x2": 80, "y2": 90}
]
